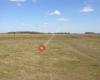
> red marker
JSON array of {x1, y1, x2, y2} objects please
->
[{"x1": 38, "y1": 44, "x2": 46, "y2": 52}]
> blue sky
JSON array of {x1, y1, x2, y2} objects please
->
[{"x1": 0, "y1": 0, "x2": 100, "y2": 33}]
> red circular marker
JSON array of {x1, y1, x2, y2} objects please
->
[{"x1": 38, "y1": 44, "x2": 46, "y2": 52}]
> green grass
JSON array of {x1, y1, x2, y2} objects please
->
[{"x1": 0, "y1": 33, "x2": 100, "y2": 80}]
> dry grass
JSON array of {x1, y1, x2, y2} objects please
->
[{"x1": 0, "y1": 34, "x2": 100, "y2": 80}]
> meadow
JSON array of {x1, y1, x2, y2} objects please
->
[{"x1": 0, "y1": 33, "x2": 100, "y2": 80}]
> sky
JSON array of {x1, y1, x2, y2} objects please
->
[{"x1": 0, "y1": 0, "x2": 100, "y2": 33}]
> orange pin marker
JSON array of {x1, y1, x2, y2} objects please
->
[{"x1": 38, "y1": 44, "x2": 46, "y2": 52}]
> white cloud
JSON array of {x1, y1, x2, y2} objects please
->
[
  {"x1": 9, "y1": 0, "x2": 37, "y2": 3},
  {"x1": 9, "y1": 0, "x2": 27, "y2": 6},
  {"x1": 9, "y1": 0, "x2": 37, "y2": 6},
  {"x1": 58, "y1": 17, "x2": 68, "y2": 22},
  {"x1": 9, "y1": 0, "x2": 26, "y2": 2},
  {"x1": 80, "y1": 5, "x2": 94, "y2": 13},
  {"x1": 49, "y1": 10, "x2": 61, "y2": 16}
]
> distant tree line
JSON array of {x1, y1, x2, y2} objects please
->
[
  {"x1": 48, "y1": 32, "x2": 70, "y2": 34},
  {"x1": 85, "y1": 32, "x2": 95, "y2": 34},
  {"x1": 6, "y1": 31, "x2": 100, "y2": 34},
  {"x1": 7, "y1": 31, "x2": 71, "y2": 34},
  {"x1": 84, "y1": 32, "x2": 100, "y2": 34},
  {"x1": 7, "y1": 31, "x2": 44, "y2": 34}
]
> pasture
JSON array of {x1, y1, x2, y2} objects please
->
[{"x1": 0, "y1": 33, "x2": 100, "y2": 80}]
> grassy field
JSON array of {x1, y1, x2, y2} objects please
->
[{"x1": 0, "y1": 33, "x2": 100, "y2": 80}]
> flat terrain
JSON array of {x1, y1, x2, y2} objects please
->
[{"x1": 0, "y1": 33, "x2": 100, "y2": 80}]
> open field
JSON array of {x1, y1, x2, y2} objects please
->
[{"x1": 0, "y1": 33, "x2": 100, "y2": 80}]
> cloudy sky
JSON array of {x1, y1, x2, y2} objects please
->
[{"x1": 0, "y1": 0, "x2": 100, "y2": 33}]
